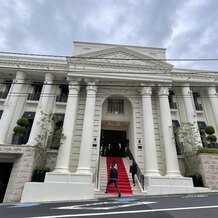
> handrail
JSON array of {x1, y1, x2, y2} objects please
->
[
  {"x1": 95, "y1": 149, "x2": 102, "y2": 190},
  {"x1": 27, "y1": 93, "x2": 40, "y2": 101},
  {"x1": 126, "y1": 148, "x2": 144, "y2": 191}
]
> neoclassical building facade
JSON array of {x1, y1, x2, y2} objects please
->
[{"x1": 0, "y1": 41, "x2": 217, "y2": 202}]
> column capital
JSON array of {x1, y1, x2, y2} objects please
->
[
  {"x1": 67, "y1": 78, "x2": 81, "y2": 91},
  {"x1": 207, "y1": 86, "x2": 217, "y2": 95},
  {"x1": 44, "y1": 73, "x2": 54, "y2": 82},
  {"x1": 140, "y1": 87, "x2": 152, "y2": 96},
  {"x1": 16, "y1": 71, "x2": 26, "y2": 80},
  {"x1": 86, "y1": 79, "x2": 98, "y2": 92},
  {"x1": 157, "y1": 87, "x2": 170, "y2": 96}
]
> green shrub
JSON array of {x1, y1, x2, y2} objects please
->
[
  {"x1": 204, "y1": 126, "x2": 215, "y2": 135},
  {"x1": 184, "y1": 172, "x2": 202, "y2": 179},
  {"x1": 206, "y1": 135, "x2": 217, "y2": 143},
  {"x1": 17, "y1": 118, "x2": 29, "y2": 127},
  {"x1": 50, "y1": 129, "x2": 64, "y2": 150},
  {"x1": 13, "y1": 126, "x2": 26, "y2": 136},
  {"x1": 198, "y1": 147, "x2": 218, "y2": 154}
]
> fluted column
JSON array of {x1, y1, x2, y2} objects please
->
[
  {"x1": 54, "y1": 79, "x2": 80, "y2": 173},
  {"x1": 0, "y1": 71, "x2": 26, "y2": 144},
  {"x1": 158, "y1": 87, "x2": 181, "y2": 177},
  {"x1": 207, "y1": 86, "x2": 218, "y2": 131},
  {"x1": 181, "y1": 84, "x2": 202, "y2": 146},
  {"x1": 27, "y1": 73, "x2": 54, "y2": 146},
  {"x1": 76, "y1": 81, "x2": 97, "y2": 175},
  {"x1": 181, "y1": 84, "x2": 196, "y2": 123},
  {"x1": 141, "y1": 87, "x2": 160, "y2": 177}
]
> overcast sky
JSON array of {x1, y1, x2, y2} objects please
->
[{"x1": 0, "y1": 0, "x2": 218, "y2": 70}]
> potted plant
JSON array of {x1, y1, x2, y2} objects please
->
[
  {"x1": 12, "y1": 118, "x2": 29, "y2": 145},
  {"x1": 204, "y1": 126, "x2": 217, "y2": 148},
  {"x1": 31, "y1": 166, "x2": 50, "y2": 182},
  {"x1": 185, "y1": 173, "x2": 204, "y2": 187}
]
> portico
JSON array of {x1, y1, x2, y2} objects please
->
[{"x1": 0, "y1": 41, "x2": 217, "y2": 203}]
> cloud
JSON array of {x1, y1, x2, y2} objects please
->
[{"x1": 0, "y1": 0, "x2": 217, "y2": 70}]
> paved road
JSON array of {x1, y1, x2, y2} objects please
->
[{"x1": 1, "y1": 193, "x2": 218, "y2": 218}]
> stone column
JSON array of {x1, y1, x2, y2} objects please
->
[
  {"x1": 54, "y1": 79, "x2": 80, "y2": 173},
  {"x1": 181, "y1": 84, "x2": 202, "y2": 146},
  {"x1": 27, "y1": 73, "x2": 54, "y2": 146},
  {"x1": 0, "y1": 71, "x2": 26, "y2": 144},
  {"x1": 76, "y1": 81, "x2": 97, "y2": 175},
  {"x1": 141, "y1": 87, "x2": 160, "y2": 177},
  {"x1": 158, "y1": 87, "x2": 181, "y2": 177},
  {"x1": 181, "y1": 84, "x2": 196, "y2": 123},
  {"x1": 207, "y1": 86, "x2": 218, "y2": 131}
]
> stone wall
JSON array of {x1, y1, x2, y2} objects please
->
[
  {"x1": 0, "y1": 145, "x2": 46, "y2": 203},
  {"x1": 187, "y1": 153, "x2": 218, "y2": 189}
]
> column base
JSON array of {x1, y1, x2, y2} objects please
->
[
  {"x1": 52, "y1": 168, "x2": 70, "y2": 174},
  {"x1": 144, "y1": 176, "x2": 194, "y2": 195},
  {"x1": 165, "y1": 171, "x2": 182, "y2": 177},
  {"x1": 75, "y1": 167, "x2": 93, "y2": 175},
  {"x1": 21, "y1": 172, "x2": 94, "y2": 202},
  {"x1": 144, "y1": 170, "x2": 161, "y2": 177}
]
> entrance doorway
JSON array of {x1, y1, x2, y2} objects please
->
[
  {"x1": 101, "y1": 130, "x2": 126, "y2": 157},
  {"x1": 0, "y1": 163, "x2": 13, "y2": 202}
]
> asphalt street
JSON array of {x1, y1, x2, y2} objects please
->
[{"x1": 0, "y1": 193, "x2": 218, "y2": 218}]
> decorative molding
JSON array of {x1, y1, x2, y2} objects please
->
[
  {"x1": 140, "y1": 87, "x2": 152, "y2": 96},
  {"x1": 85, "y1": 79, "x2": 98, "y2": 92},
  {"x1": 0, "y1": 55, "x2": 67, "y2": 70},
  {"x1": 207, "y1": 86, "x2": 217, "y2": 95},
  {"x1": 44, "y1": 73, "x2": 54, "y2": 82},
  {"x1": 67, "y1": 78, "x2": 81, "y2": 90},
  {"x1": 70, "y1": 46, "x2": 173, "y2": 70},
  {"x1": 157, "y1": 87, "x2": 170, "y2": 96},
  {"x1": 15, "y1": 71, "x2": 26, "y2": 80}
]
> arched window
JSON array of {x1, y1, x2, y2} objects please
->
[{"x1": 108, "y1": 99, "x2": 124, "y2": 114}]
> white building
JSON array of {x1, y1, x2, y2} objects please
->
[{"x1": 0, "y1": 41, "x2": 217, "y2": 203}]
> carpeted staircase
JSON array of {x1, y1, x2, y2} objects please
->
[{"x1": 106, "y1": 157, "x2": 132, "y2": 194}]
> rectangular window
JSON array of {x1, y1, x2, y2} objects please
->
[
  {"x1": 27, "y1": 82, "x2": 43, "y2": 101},
  {"x1": 0, "y1": 110, "x2": 3, "y2": 119},
  {"x1": 108, "y1": 99, "x2": 124, "y2": 114},
  {"x1": 193, "y1": 92, "x2": 203, "y2": 111}
]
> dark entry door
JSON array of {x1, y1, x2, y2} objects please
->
[
  {"x1": 101, "y1": 130, "x2": 126, "y2": 157},
  {"x1": 0, "y1": 163, "x2": 13, "y2": 203}
]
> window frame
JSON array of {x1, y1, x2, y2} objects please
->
[{"x1": 107, "y1": 98, "x2": 124, "y2": 115}]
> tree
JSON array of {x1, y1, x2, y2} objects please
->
[{"x1": 173, "y1": 121, "x2": 201, "y2": 155}]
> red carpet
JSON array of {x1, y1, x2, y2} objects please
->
[{"x1": 106, "y1": 157, "x2": 132, "y2": 194}]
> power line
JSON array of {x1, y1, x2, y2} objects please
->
[
  {"x1": 0, "y1": 65, "x2": 218, "y2": 75},
  {"x1": 0, "y1": 92, "x2": 217, "y2": 98},
  {"x1": 1, "y1": 51, "x2": 218, "y2": 61},
  {"x1": 0, "y1": 81, "x2": 218, "y2": 87}
]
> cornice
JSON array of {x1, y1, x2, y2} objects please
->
[
  {"x1": 0, "y1": 55, "x2": 67, "y2": 70},
  {"x1": 73, "y1": 41, "x2": 166, "y2": 51},
  {"x1": 171, "y1": 73, "x2": 218, "y2": 80}
]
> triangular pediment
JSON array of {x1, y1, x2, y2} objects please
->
[{"x1": 69, "y1": 46, "x2": 173, "y2": 70}]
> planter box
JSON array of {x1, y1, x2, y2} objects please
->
[
  {"x1": 12, "y1": 135, "x2": 22, "y2": 145},
  {"x1": 32, "y1": 170, "x2": 49, "y2": 182},
  {"x1": 192, "y1": 175, "x2": 204, "y2": 187}
]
